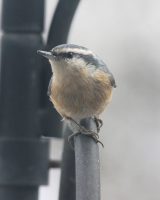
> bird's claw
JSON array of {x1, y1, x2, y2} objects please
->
[
  {"x1": 85, "y1": 130, "x2": 104, "y2": 148},
  {"x1": 94, "y1": 117, "x2": 103, "y2": 133},
  {"x1": 68, "y1": 132, "x2": 80, "y2": 149},
  {"x1": 67, "y1": 117, "x2": 104, "y2": 148},
  {"x1": 68, "y1": 125, "x2": 104, "y2": 148}
]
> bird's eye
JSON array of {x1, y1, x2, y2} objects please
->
[{"x1": 66, "y1": 52, "x2": 73, "y2": 59}]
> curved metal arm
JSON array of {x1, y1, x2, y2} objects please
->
[{"x1": 47, "y1": 0, "x2": 80, "y2": 49}]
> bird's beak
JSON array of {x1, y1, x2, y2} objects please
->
[{"x1": 37, "y1": 50, "x2": 53, "y2": 60}]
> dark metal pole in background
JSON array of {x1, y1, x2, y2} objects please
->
[
  {"x1": 47, "y1": 0, "x2": 81, "y2": 48},
  {"x1": 0, "y1": 1, "x2": 49, "y2": 200}
]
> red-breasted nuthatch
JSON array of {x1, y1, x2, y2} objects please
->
[{"x1": 37, "y1": 44, "x2": 116, "y2": 145}]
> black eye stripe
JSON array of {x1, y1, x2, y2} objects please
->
[
  {"x1": 66, "y1": 52, "x2": 73, "y2": 58},
  {"x1": 59, "y1": 52, "x2": 74, "y2": 59},
  {"x1": 51, "y1": 51, "x2": 58, "y2": 56},
  {"x1": 51, "y1": 51, "x2": 99, "y2": 64}
]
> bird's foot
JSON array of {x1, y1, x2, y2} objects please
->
[
  {"x1": 94, "y1": 117, "x2": 103, "y2": 133},
  {"x1": 67, "y1": 117, "x2": 104, "y2": 147},
  {"x1": 68, "y1": 132, "x2": 80, "y2": 148}
]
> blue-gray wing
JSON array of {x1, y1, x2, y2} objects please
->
[
  {"x1": 98, "y1": 62, "x2": 117, "y2": 88},
  {"x1": 85, "y1": 54, "x2": 117, "y2": 88}
]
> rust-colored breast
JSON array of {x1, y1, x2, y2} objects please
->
[{"x1": 49, "y1": 68, "x2": 113, "y2": 119}]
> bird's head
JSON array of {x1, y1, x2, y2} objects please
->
[
  {"x1": 37, "y1": 44, "x2": 106, "y2": 75},
  {"x1": 37, "y1": 44, "x2": 116, "y2": 87}
]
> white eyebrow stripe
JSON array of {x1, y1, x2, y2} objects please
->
[{"x1": 56, "y1": 48, "x2": 93, "y2": 55}]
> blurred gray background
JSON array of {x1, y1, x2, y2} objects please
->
[{"x1": 1, "y1": 0, "x2": 160, "y2": 200}]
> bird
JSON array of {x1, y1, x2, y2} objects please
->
[{"x1": 37, "y1": 44, "x2": 116, "y2": 146}]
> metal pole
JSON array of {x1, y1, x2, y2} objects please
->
[
  {"x1": 74, "y1": 118, "x2": 101, "y2": 200},
  {"x1": 59, "y1": 127, "x2": 76, "y2": 200},
  {"x1": 47, "y1": 0, "x2": 81, "y2": 48}
]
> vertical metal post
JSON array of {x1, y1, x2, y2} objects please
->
[{"x1": 0, "y1": 1, "x2": 49, "y2": 200}]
